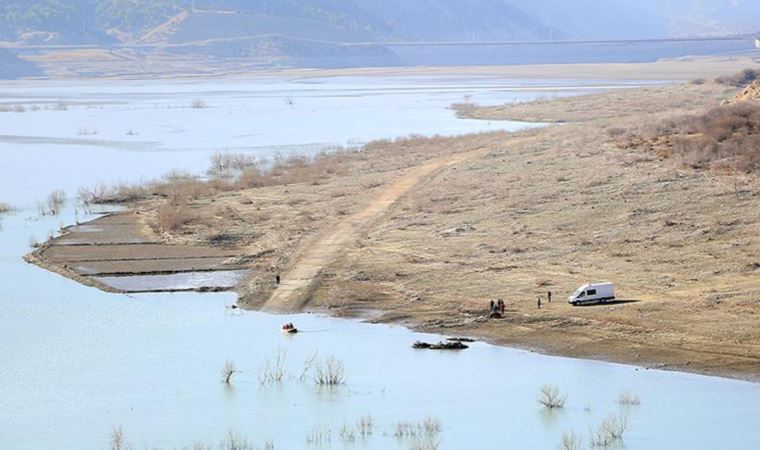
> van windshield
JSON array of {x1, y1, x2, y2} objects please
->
[{"x1": 572, "y1": 287, "x2": 584, "y2": 298}]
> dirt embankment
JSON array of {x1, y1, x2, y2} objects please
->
[
  {"x1": 32, "y1": 78, "x2": 760, "y2": 381},
  {"x1": 733, "y1": 79, "x2": 760, "y2": 102}
]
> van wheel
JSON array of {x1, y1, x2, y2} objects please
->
[{"x1": 572, "y1": 301, "x2": 579, "y2": 306}]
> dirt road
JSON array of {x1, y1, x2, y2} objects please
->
[{"x1": 261, "y1": 148, "x2": 487, "y2": 313}]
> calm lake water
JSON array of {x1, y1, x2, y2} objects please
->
[{"x1": 1, "y1": 75, "x2": 758, "y2": 449}]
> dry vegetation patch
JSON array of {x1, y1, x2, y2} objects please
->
[
  {"x1": 454, "y1": 82, "x2": 732, "y2": 123},
  {"x1": 617, "y1": 102, "x2": 760, "y2": 173}
]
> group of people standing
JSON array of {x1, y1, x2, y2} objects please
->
[{"x1": 488, "y1": 291, "x2": 554, "y2": 317}]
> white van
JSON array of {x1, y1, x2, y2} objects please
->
[{"x1": 568, "y1": 282, "x2": 615, "y2": 306}]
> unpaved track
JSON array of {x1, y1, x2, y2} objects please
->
[{"x1": 262, "y1": 148, "x2": 488, "y2": 313}]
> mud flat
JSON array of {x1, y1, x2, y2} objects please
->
[{"x1": 27, "y1": 212, "x2": 248, "y2": 293}]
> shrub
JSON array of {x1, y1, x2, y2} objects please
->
[
  {"x1": 78, "y1": 182, "x2": 150, "y2": 204},
  {"x1": 356, "y1": 415, "x2": 373, "y2": 437},
  {"x1": 109, "y1": 426, "x2": 130, "y2": 450},
  {"x1": 191, "y1": 98, "x2": 208, "y2": 109},
  {"x1": 409, "y1": 435, "x2": 440, "y2": 450},
  {"x1": 606, "y1": 127, "x2": 626, "y2": 137},
  {"x1": 209, "y1": 151, "x2": 258, "y2": 175},
  {"x1": 306, "y1": 426, "x2": 331, "y2": 445},
  {"x1": 258, "y1": 350, "x2": 287, "y2": 384},
  {"x1": 221, "y1": 431, "x2": 255, "y2": 450},
  {"x1": 636, "y1": 102, "x2": 760, "y2": 173},
  {"x1": 237, "y1": 166, "x2": 270, "y2": 189},
  {"x1": 538, "y1": 384, "x2": 566, "y2": 409},
  {"x1": 589, "y1": 414, "x2": 627, "y2": 447},
  {"x1": 714, "y1": 69, "x2": 759, "y2": 87},
  {"x1": 617, "y1": 390, "x2": 641, "y2": 405},
  {"x1": 298, "y1": 351, "x2": 318, "y2": 382},
  {"x1": 157, "y1": 199, "x2": 190, "y2": 232},
  {"x1": 42, "y1": 189, "x2": 66, "y2": 215},
  {"x1": 314, "y1": 356, "x2": 345, "y2": 385},
  {"x1": 558, "y1": 431, "x2": 582, "y2": 450},
  {"x1": 340, "y1": 424, "x2": 356, "y2": 443},
  {"x1": 221, "y1": 360, "x2": 239, "y2": 384},
  {"x1": 394, "y1": 417, "x2": 441, "y2": 438},
  {"x1": 0, "y1": 202, "x2": 11, "y2": 214}
]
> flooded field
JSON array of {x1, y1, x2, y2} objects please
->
[{"x1": 2, "y1": 75, "x2": 758, "y2": 449}]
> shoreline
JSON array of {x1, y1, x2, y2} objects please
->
[
  {"x1": 26, "y1": 221, "x2": 760, "y2": 383},
  {"x1": 6, "y1": 54, "x2": 760, "y2": 83},
  {"x1": 25, "y1": 66, "x2": 760, "y2": 383}
]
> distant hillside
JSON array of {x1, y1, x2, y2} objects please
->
[
  {"x1": 2, "y1": 0, "x2": 759, "y2": 78},
  {"x1": 2, "y1": 0, "x2": 758, "y2": 46}
]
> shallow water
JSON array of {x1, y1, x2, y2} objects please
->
[
  {"x1": 2, "y1": 208, "x2": 760, "y2": 450},
  {"x1": 93, "y1": 269, "x2": 250, "y2": 292},
  {"x1": 0, "y1": 75, "x2": 658, "y2": 205},
  {"x1": 1, "y1": 75, "x2": 757, "y2": 449}
]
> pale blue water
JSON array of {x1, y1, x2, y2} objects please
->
[
  {"x1": 1, "y1": 75, "x2": 756, "y2": 450},
  {"x1": 0, "y1": 75, "x2": 656, "y2": 205}
]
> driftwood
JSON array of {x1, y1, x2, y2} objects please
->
[
  {"x1": 446, "y1": 337, "x2": 476, "y2": 343},
  {"x1": 412, "y1": 340, "x2": 469, "y2": 350}
]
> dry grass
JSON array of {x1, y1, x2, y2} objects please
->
[{"x1": 455, "y1": 83, "x2": 730, "y2": 123}]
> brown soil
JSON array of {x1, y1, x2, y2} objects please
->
[
  {"x1": 733, "y1": 79, "x2": 760, "y2": 102},
  {"x1": 262, "y1": 147, "x2": 492, "y2": 313},
  {"x1": 28, "y1": 213, "x2": 246, "y2": 293},
  {"x1": 30, "y1": 75, "x2": 760, "y2": 381}
]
